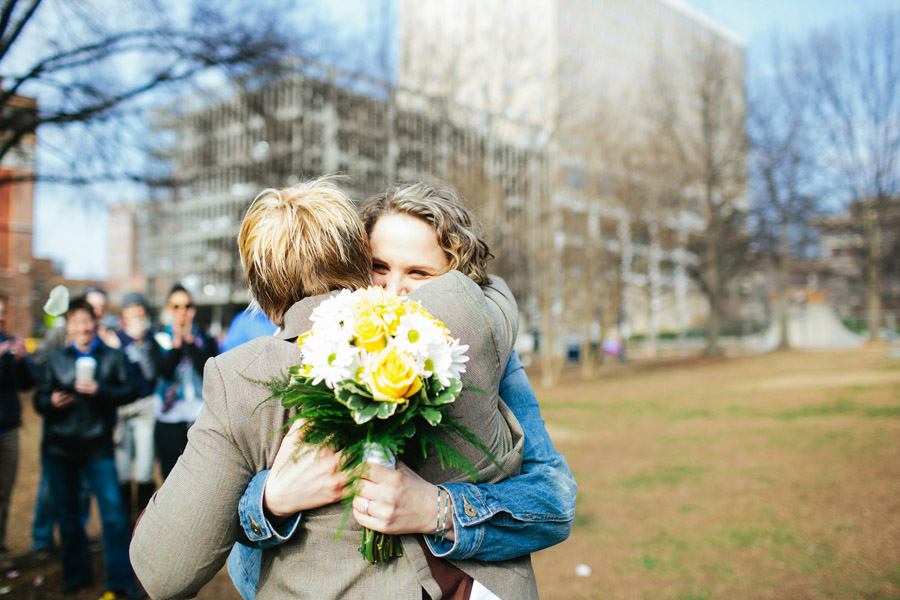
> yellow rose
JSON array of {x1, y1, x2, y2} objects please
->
[
  {"x1": 354, "y1": 312, "x2": 390, "y2": 352},
  {"x1": 366, "y1": 347, "x2": 422, "y2": 402}
]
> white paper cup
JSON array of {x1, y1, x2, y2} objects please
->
[{"x1": 75, "y1": 356, "x2": 97, "y2": 383}]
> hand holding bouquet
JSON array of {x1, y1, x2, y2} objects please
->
[{"x1": 256, "y1": 287, "x2": 494, "y2": 563}]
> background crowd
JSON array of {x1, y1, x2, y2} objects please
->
[{"x1": 0, "y1": 283, "x2": 268, "y2": 599}]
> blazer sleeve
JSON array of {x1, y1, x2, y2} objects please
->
[{"x1": 130, "y1": 356, "x2": 253, "y2": 599}]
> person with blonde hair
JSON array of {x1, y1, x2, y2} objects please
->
[
  {"x1": 228, "y1": 178, "x2": 576, "y2": 600},
  {"x1": 131, "y1": 176, "x2": 536, "y2": 599},
  {"x1": 239, "y1": 177, "x2": 372, "y2": 326}
]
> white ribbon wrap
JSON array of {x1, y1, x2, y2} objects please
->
[{"x1": 362, "y1": 441, "x2": 396, "y2": 470}]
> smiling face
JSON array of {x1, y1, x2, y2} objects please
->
[
  {"x1": 66, "y1": 307, "x2": 97, "y2": 351},
  {"x1": 368, "y1": 213, "x2": 450, "y2": 296}
]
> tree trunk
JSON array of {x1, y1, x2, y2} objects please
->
[
  {"x1": 600, "y1": 267, "x2": 622, "y2": 364},
  {"x1": 540, "y1": 286, "x2": 563, "y2": 388},
  {"x1": 777, "y1": 219, "x2": 791, "y2": 349},
  {"x1": 705, "y1": 241, "x2": 722, "y2": 355},
  {"x1": 864, "y1": 203, "x2": 882, "y2": 342},
  {"x1": 581, "y1": 209, "x2": 600, "y2": 379}
]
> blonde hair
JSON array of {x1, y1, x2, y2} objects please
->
[
  {"x1": 239, "y1": 176, "x2": 372, "y2": 326},
  {"x1": 360, "y1": 179, "x2": 493, "y2": 286}
]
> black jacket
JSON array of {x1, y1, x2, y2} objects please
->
[
  {"x1": 115, "y1": 329, "x2": 166, "y2": 399},
  {"x1": 157, "y1": 327, "x2": 218, "y2": 382},
  {"x1": 0, "y1": 336, "x2": 36, "y2": 432},
  {"x1": 34, "y1": 341, "x2": 138, "y2": 462}
]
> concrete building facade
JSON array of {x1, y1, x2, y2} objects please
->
[
  {"x1": 397, "y1": 0, "x2": 746, "y2": 354},
  {"x1": 139, "y1": 68, "x2": 546, "y2": 333}
]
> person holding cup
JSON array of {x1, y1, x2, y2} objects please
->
[{"x1": 33, "y1": 297, "x2": 143, "y2": 598}]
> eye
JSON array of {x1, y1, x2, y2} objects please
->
[
  {"x1": 410, "y1": 270, "x2": 433, "y2": 278},
  {"x1": 372, "y1": 262, "x2": 388, "y2": 274}
]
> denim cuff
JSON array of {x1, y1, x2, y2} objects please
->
[
  {"x1": 421, "y1": 483, "x2": 494, "y2": 559},
  {"x1": 238, "y1": 470, "x2": 301, "y2": 546}
]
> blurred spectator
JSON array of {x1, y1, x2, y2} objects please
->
[
  {"x1": 33, "y1": 288, "x2": 92, "y2": 559},
  {"x1": 219, "y1": 304, "x2": 277, "y2": 354},
  {"x1": 154, "y1": 285, "x2": 218, "y2": 479},
  {"x1": 85, "y1": 286, "x2": 121, "y2": 348},
  {"x1": 106, "y1": 293, "x2": 165, "y2": 524},
  {"x1": 35, "y1": 286, "x2": 116, "y2": 365},
  {"x1": 33, "y1": 297, "x2": 142, "y2": 597},
  {"x1": 0, "y1": 299, "x2": 36, "y2": 570}
]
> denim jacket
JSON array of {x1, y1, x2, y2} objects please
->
[{"x1": 228, "y1": 352, "x2": 576, "y2": 597}]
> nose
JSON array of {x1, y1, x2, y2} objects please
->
[{"x1": 383, "y1": 274, "x2": 408, "y2": 297}]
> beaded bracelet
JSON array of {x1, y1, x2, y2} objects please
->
[
  {"x1": 439, "y1": 490, "x2": 450, "y2": 543},
  {"x1": 435, "y1": 489, "x2": 443, "y2": 541}
]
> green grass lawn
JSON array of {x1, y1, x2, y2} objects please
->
[{"x1": 530, "y1": 346, "x2": 900, "y2": 600}]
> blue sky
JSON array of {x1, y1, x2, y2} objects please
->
[
  {"x1": 32, "y1": 0, "x2": 899, "y2": 279},
  {"x1": 681, "y1": 0, "x2": 899, "y2": 49}
]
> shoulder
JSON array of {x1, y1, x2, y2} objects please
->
[
  {"x1": 207, "y1": 335, "x2": 301, "y2": 395},
  {"x1": 279, "y1": 292, "x2": 339, "y2": 339},
  {"x1": 48, "y1": 346, "x2": 73, "y2": 364},
  {"x1": 407, "y1": 271, "x2": 482, "y2": 309},
  {"x1": 201, "y1": 335, "x2": 299, "y2": 456},
  {"x1": 484, "y1": 274, "x2": 513, "y2": 300}
]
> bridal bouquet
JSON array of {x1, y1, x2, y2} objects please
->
[{"x1": 256, "y1": 286, "x2": 492, "y2": 563}]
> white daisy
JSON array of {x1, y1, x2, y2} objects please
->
[
  {"x1": 439, "y1": 338, "x2": 470, "y2": 387},
  {"x1": 310, "y1": 289, "x2": 358, "y2": 335},
  {"x1": 392, "y1": 314, "x2": 446, "y2": 358},
  {"x1": 301, "y1": 330, "x2": 361, "y2": 388}
]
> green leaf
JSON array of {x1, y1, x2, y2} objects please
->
[
  {"x1": 346, "y1": 396, "x2": 369, "y2": 410},
  {"x1": 426, "y1": 376, "x2": 443, "y2": 396},
  {"x1": 334, "y1": 386, "x2": 360, "y2": 407},
  {"x1": 419, "y1": 406, "x2": 443, "y2": 426},
  {"x1": 352, "y1": 403, "x2": 379, "y2": 424},
  {"x1": 396, "y1": 420, "x2": 417, "y2": 438},
  {"x1": 375, "y1": 401, "x2": 399, "y2": 419},
  {"x1": 429, "y1": 379, "x2": 462, "y2": 406},
  {"x1": 337, "y1": 380, "x2": 374, "y2": 399}
]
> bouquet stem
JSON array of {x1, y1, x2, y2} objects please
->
[
  {"x1": 359, "y1": 528, "x2": 402, "y2": 563},
  {"x1": 359, "y1": 441, "x2": 402, "y2": 563}
]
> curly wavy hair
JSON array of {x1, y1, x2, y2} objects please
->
[{"x1": 359, "y1": 179, "x2": 493, "y2": 286}]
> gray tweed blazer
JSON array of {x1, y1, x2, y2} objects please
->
[{"x1": 130, "y1": 272, "x2": 537, "y2": 599}]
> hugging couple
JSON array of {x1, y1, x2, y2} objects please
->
[{"x1": 130, "y1": 176, "x2": 577, "y2": 599}]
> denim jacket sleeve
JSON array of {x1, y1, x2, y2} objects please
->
[
  {"x1": 235, "y1": 470, "x2": 302, "y2": 548},
  {"x1": 235, "y1": 351, "x2": 577, "y2": 560},
  {"x1": 423, "y1": 351, "x2": 577, "y2": 560}
]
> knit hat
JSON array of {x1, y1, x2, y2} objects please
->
[{"x1": 122, "y1": 292, "x2": 149, "y2": 310}]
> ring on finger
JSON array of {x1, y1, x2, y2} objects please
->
[{"x1": 363, "y1": 498, "x2": 371, "y2": 516}]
